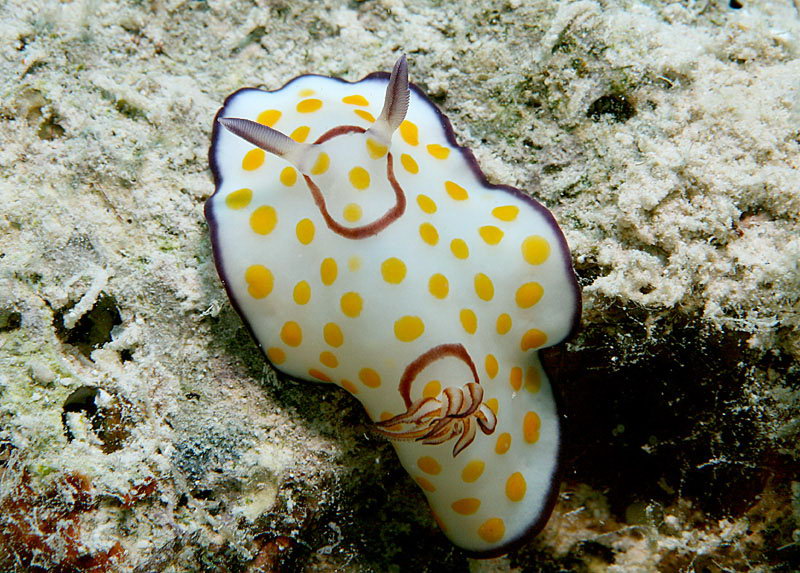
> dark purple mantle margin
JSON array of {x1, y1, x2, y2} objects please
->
[{"x1": 205, "y1": 69, "x2": 582, "y2": 560}]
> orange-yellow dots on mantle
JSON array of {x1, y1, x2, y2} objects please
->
[
  {"x1": 478, "y1": 518, "x2": 505, "y2": 544},
  {"x1": 257, "y1": 109, "x2": 281, "y2": 126},
  {"x1": 394, "y1": 315, "x2": 424, "y2": 342},
  {"x1": 340, "y1": 292, "x2": 363, "y2": 318},
  {"x1": 249, "y1": 205, "x2": 277, "y2": 235},
  {"x1": 280, "y1": 321, "x2": 302, "y2": 347},
  {"x1": 207, "y1": 55, "x2": 580, "y2": 557},
  {"x1": 280, "y1": 166, "x2": 298, "y2": 186},
  {"x1": 342, "y1": 94, "x2": 369, "y2": 106},
  {"x1": 349, "y1": 166, "x2": 371, "y2": 190},
  {"x1": 296, "y1": 98, "x2": 322, "y2": 113},
  {"x1": 290, "y1": 125, "x2": 310, "y2": 143},
  {"x1": 461, "y1": 460, "x2": 485, "y2": 483},
  {"x1": 417, "y1": 456, "x2": 441, "y2": 475},
  {"x1": 452, "y1": 497, "x2": 481, "y2": 515},
  {"x1": 244, "y1": 265, "x2": 273, "y2": 299},
  {"x1": 399, "y1": 120, "x2": 419, "y2": 146},
  {"x1": 241, "y1": 148, "x2": 265, "y2": 171},
  {"x1": 359, "y1": 367, "x2": 381, "y2": 388},
  {"x1": 225, "y1": 188, "x2": 252, "y2": 210},
  {"x1": 521, "y1": 329, "x2": 548, "y2": 351},
  {"x1": 381, "y1": 257, "x2": 407, "y2": 284}
]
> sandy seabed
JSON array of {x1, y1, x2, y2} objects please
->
[{"x1": 1, "y1": 0, "x2": 798, "y2": 570}]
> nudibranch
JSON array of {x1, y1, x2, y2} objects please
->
[{"x1": 206, "y1": 56, "x2": 580, "y2": 557}]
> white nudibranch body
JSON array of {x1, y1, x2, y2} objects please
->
[{"x1": 206, "y1": 56, "x2": 581, "y2": 557}]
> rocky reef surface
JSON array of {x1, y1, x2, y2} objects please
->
[{"x1": 0, "y1": 0, "x2": 798, "y2": 570}]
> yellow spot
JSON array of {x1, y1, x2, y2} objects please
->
[
  {"x1": 479, "y1": 225, "x2": 504, "y2": 245},
  {"x1": 415, "y1": 476, "x2": 436, "y2": 492},
  {"x1": 309, "y1": 368, "x2": 331, "y2": 382},
  {"x1": 492, "y1": 205, "x2": 519, "y2": 221},
  {"x1": 416, "y1": 194, "x2": 437, "y2": 214},
  {"x1": 359, "y1": 367, "x2": 381, "y2": 388},
  {"x1": 292, "y1": 281, "x2": 311, "y2": 305},
  {"x1": 349, "y1": 166, "x2": 370, "y2": 190},
  {"x1": 496, "y1": 313, "x2": 512, "y2": 335},
  {"x1": 461, "y1": 460, "x2": 485, "y2": 483},
  {"x1": 428, "y1": 274, "x2": 449, "y2": 299},
  {"x1": 485, "y1": 354, "x2": 498, "y2": 379},
  {"x1": 381, "y1": 257, "x2": 407, "y2": 284},
  {"x1": 524, "y1": 411, "x2": 541, "y2": 443},
  {"x1": 341, "y1": 379, "x2": 358, "y2": 394},
  {"x1": 495, "y1": 433, "x2": 511, "y2": 454},
  {"x1": 257, "y1": 109, "x2": 281, "y2": 126},
  {"x1": 320, "y1": 258, "x2": 338, "y2": 286},
  {"x1": 250, "y1": 206, "x2": 277, "y2": 235},
  {"x1": 486, "y1": 398, "x2": 499, "y2": 415},
  {"x1": 460, "y1": 309, "x2": 477, "y2": 334},
  {"x1": 343, "y1": 203, "x2": 362, "y2": 222},
  {"x1": 399, "y1": 120, "x2": 419, "y2": 146},
  {"x1": 342, "y1": 94, "x2": 369, "y2": 106},
  {"x1": 427, "y1": 143, "x2": 450, "y2": 159},
  {"x1": 296, "y1": 98, "x2": 322, "y2": 113},
  {"x1": 319, "y1": 351, "x2": 338, "y2": 368},
  {"x1": 379, "y1": 411, "x2": 394, "y2": 421},
  {"x1": 477, "y1": 518, "x2": 505, "y2": 544},
  {"x1": 522, "y1": 235, "x2": 551, "y2": 265},
  {"x1": 242, "y1": 148, "x2": 265, "y2": 171},
  {"x1": 400, "y1": 153, "x2": 419, "y2": 174},
  {"x1": 280, "y1": 166, "x2": 298, "y2": 186},
  {"x1": 341, "y1": 292, "x2": 363, "y2": 318},
  {"x1": 521, "y1": 329, "x2": 548, "y2": 351},
  {"x1": 525, "y1": 366, "x2": 541, "y2": 393},
  {"x1": 366, "y1": 138, "x2": 387, "y2": 159},
  {"x1": 323, "y1": 323, "x2": 344, "y2": 347},
  {"x1": 225, "y1": 188, "x2": 252, "y2": 210},
  {"x1": 348, "y1": 256, "x2": 362, "y2": 271},
  {"x1": 298, "y1": 88, "x2": 315, "y2": 97},
  {"x1": 267, "y1": 347, "x2": 285, "y2": 365},
  {"x1": 394, "y1": 316, "x2": 425, "y2": 342},
  {"x1": 474, "y1": 273, "x2": 494, "y2": 301},
  {"x1": 452, "y1": 498, "x2": 481, "y2": 515},
  {"x1": 450, "y1": 239, "x2": 469, "y2": 259},
  {"x1": 417, "y1": 456, "x2": 441, "y2": 475},
  {"x1": 290, "y1": 125, "x2": 310, "y2": 142},
  {"x1": 296, "y1": 218, "x2": 315, "y2": 245},
  {"x1": 516, "y1": 282, "x2": 544, "y2": 308},
  {"x1": 506, "y1": 472, "x2": 527, "y2": 502},
  {"x1": 419, "y1": 223, "x2": 439, "y2": 246},
  {"x1": 280, "y1": 321, "x2": 302, "y2": 347},
  {"x1": 510, "y1": 367, "x2": 523, "y2": 391},
  {"x1": 354, "y1": 109, "x2": 376, "y2": 122},
  {"x1": 423, "y1": 380, "x2": 441, "y2": 399},
  {"x1": 445, "y1": 180, "x2": 468, "y2": 200},
  {"x1": 311, "y1": 151, "x2": 330, "y2": 175}
]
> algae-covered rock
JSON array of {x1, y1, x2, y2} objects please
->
[{"x1": 0, "y1": 0, "x2": 798, "y2": 570}]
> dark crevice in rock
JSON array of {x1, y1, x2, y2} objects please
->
[
  {"x1": 0, "y1": 310, "x2": 21, "y2": 332},
  {"x1": 53, "y1": 293, "x2": 122, "y2": 358},
  {"x1": 587, "y1": 93, "x2": 636, "y2": 122},
  {"x1": 62, "y1": 386, "x2": 134, "y2": 453},
  {"x1": 549, "y1": 306, "x2": 790, "y2": 521}
]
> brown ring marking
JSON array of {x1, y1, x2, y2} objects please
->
[
  {"x1": 303, "y1": 125, "x2": 407, "y2": 239},
  {"x1": 397, "y1": 343, "x2": 480, "y2": 408}
]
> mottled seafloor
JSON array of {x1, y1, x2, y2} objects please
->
[{"x1": 1, "y1": 0, "x2": 798, "y2": 571}]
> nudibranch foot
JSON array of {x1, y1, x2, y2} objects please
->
[{"x1": 206, "y1": 55, "x2": 580, "y2": 557}]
